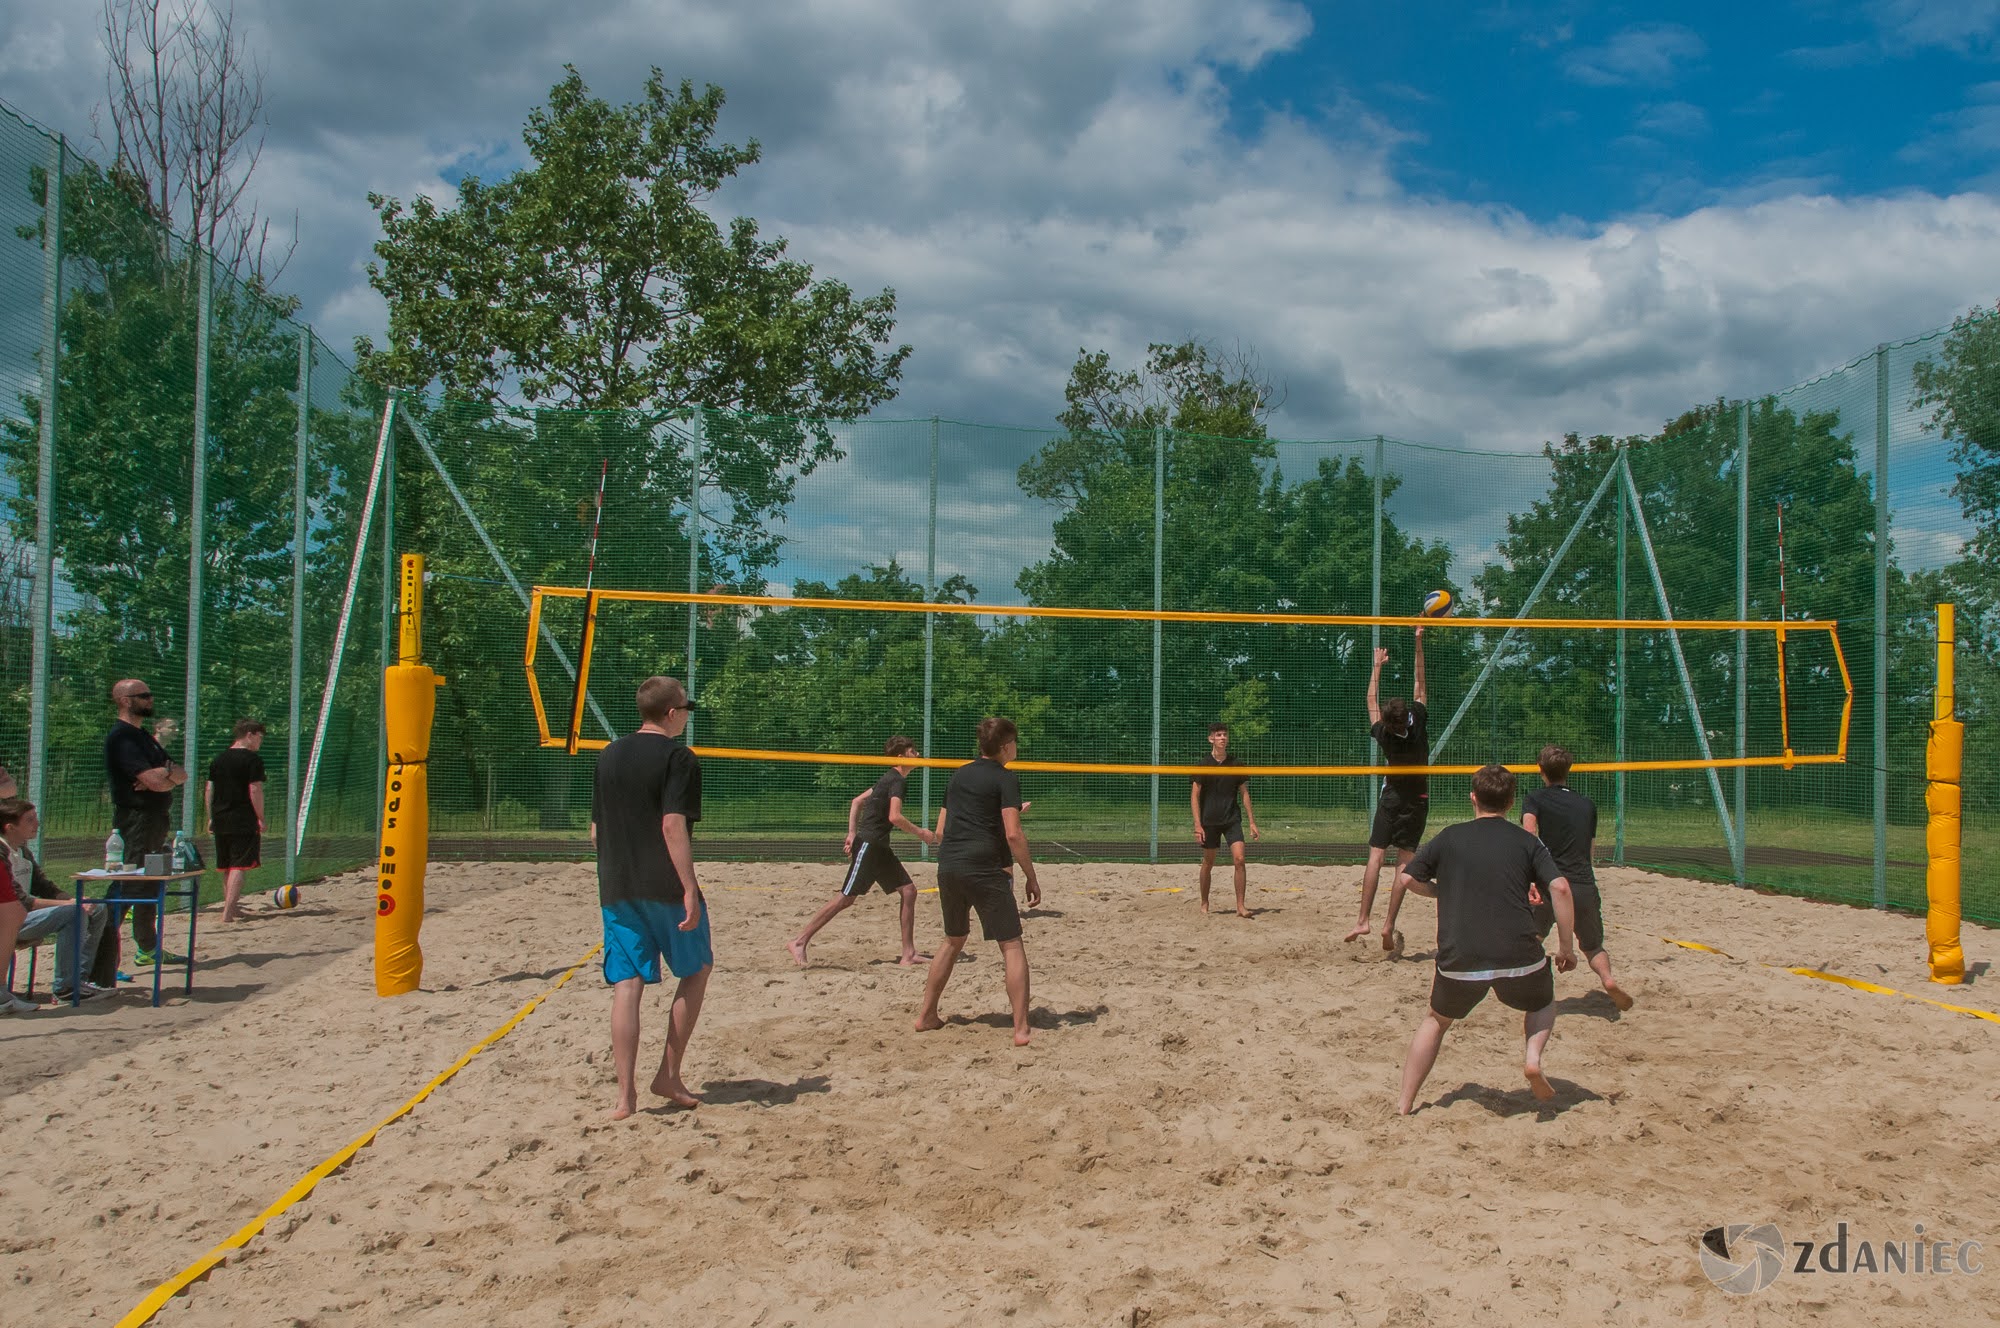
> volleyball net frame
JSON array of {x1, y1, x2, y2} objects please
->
[{"x1": 522, "y1": 584, "x2": 1852, "y2": 779}]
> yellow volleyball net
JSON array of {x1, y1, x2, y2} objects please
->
[{"x1": 523, "y1": 586, "x2": 1850, "y2": 781}]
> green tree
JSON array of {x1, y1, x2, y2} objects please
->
[
  {"x1": 357, "y1": 67, "x2": 910, "y2": 570},
  {"x1": 1913, "y1": 304, "x2": 2000, "y2": 579},
  {"x1": 4, "y1": 159, "x2": 379, "y2": 835},
  {"x1": 1011, "y1": 341, "x2": 1454, "y2": 774},
  {"x1": 1473, "y1": 401, "x2": 1908, "y2": 814}
]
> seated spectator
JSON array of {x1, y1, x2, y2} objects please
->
[
  {"x1": 1, "y1": 799, "x2": 110, "y2": 1003},
  {"x1": 1, "y1": 849, "x2": 36, "y2": 1014}
]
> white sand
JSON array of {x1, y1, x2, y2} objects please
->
[{"x1": 6, "y1": 857, "x2": 2000, "y2": 1325}]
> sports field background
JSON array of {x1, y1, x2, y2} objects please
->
[{"x1": 1, "y1": 96, "x2": 1990, "y2": 920}]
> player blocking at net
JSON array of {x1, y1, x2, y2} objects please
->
[
  {"x1": 1346, "y1": 625, "x2": 1430, "y2": 946},
  {"x1": 788, "y1": 736, "x2": 939, "y2": 968},
  {"x1": 1191, "y1": 721, "x2": 1260, "y2": 917}
]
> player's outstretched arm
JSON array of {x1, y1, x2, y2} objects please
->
[
  {"x1": 1368, "y1": 647, "x2": 1387, "y2": 725},
  {"x1": 1412, "y1": 626, "x2": 1427, "y2": 706}
]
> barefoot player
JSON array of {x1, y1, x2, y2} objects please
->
[
  {"x1": 914, "y1": 717, "x2": 1040, "y2": 1046},
  {"x1": 1386, "y1": 764, "x2": 1577, "y2": 1115},
  {"x1": 591, "y1": 676, "x2": 710, "y2": 1119},
  {"x1": 789, "y1": 736, "x2": 939, "y2": 968},
  {"x1": 1191, "y1": 721, "x2": 1259, "y2": 917},
  {"x1": 1345, "y1": 628, "x2": 1430, "y2": 944},
  {"x1": 1523, "y1": 744, "x2": 1632, "y2": 1011}
]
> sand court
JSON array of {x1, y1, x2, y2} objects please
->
[{"x1": 7, "y1": 858, "x2": 2000, "y2": 1326}]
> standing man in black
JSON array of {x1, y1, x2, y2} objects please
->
[
  {"x1": 914, "y1": 717, "x2": 1041, "y2": 1046},
  {"x1": 1191, "y1": 721, "x2": 1260, "y2": 917},
  {"x1": 105, "y1": 678, "x2": 188, "y2": 968},
  {"x1": 1346, "y1": 628, "x2": 1429, "y2": 947}
]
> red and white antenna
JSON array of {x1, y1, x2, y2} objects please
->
[{"x1": 583, "y1": 457, "x2": 609, "y2": 595}]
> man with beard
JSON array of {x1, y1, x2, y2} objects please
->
[{"x1": 104, "y1": 679, "x2": 188, "y2": 970}]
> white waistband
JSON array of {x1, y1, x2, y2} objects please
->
[{"x1": 1439, "y1": 958, "x2": 1549, "y2": 982}]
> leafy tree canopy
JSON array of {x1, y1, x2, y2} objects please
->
[{"x1": 357, "y1": 67, "x2": 910, "y2": 423}]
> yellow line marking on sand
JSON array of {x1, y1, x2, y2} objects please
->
[
  {"x1": 1661, "y1": 937, "x2": 1732, "y2": 957},
  {"x1": 1647, "y1": 928, "x2": 2000, "y2": 1027},
  {"x1": 117, "y1": 944, "x2": 603, "y2": 1328}
]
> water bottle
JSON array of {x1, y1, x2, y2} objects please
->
[
  {"x1": 105, "y1": 828, "x2": 124, "y2": 873},
  {"x1": 171, "y1": 831, "x2": 190, "y2": 872}
]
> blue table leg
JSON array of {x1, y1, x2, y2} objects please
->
[
  {"x1": 183, "y1": 878, "x2": 198, "y2": 995},
  {"x1": 151, "y1": 880, "x2": 166, "y2": 1008}
]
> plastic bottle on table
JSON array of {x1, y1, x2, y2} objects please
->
[{"x1": 105, "y1": 828, "x2": 124, "y2": 873}]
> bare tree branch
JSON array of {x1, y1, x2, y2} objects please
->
[{"x1": 95, "y1": 0, "x2": 294, "y2": 287}]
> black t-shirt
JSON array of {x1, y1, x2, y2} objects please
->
[
  {"x1": 1403, "y1": 815, "x2": 1563, "y2": 976},
  {"x1": 207, "y1": 746, "x2": 266, "y2": 835},
  {"x1": 937, "y1": 757, "x2": 1021, "y2": 874},
  {"x1": 1370, "y1": 700, "x2": 1430, "y2": 801},
  {"x1": 1523, "y1": 783, "x2": 1597, "y2": 889},
  {"x1": 856, "y1": 769, "x2": 908, "y2": 844},
  {"x1": 105, "y1": 721, "x2": 172, "y2": 812},
  {"x1": 1193, "y1": 754, "x2": 1245, "y2": 827},
  {"x1": 591, "y1": 731, "x2": 703, "y2": 906}
]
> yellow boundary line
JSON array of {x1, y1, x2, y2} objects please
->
[
  {"x1": 1654, "y1": 934, "x2": 2000, "y2": 1026},
  {"x1": 116, "y1": 943, "x2": 603, "y2": 1328}
]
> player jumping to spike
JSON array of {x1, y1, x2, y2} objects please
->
[
  {"x1": 788, "y1": 736, "x2": 939, "y2": 968},
  {"x1": 1346, "y1": 626, "x2": 1429, "y2": 946}
]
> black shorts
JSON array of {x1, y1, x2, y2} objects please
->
[
  {"x1": 1532, "y1": 880, "x2": 1605, "y2": 952},
  {"x1": 1430, "y1": 962, "x2": 1555, "y2": 1020},
  {"x1": 1369, "y1": 789, "x2": 1428, "y2": 851},
  {"x1": 214, "y1": 832, "x2": 262, "y2": 871},
  {"x1": 937, "y1": 868, "x2": 1022, "y2": 943},
  {"x1": 840, "y1": 841, "x2": 913, "y2": 897},
  {"x1": 1199, "y1": 821, "x2": 1244, "y2": 850}
]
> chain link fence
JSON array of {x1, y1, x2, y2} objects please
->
[{"x1": 2, "y1": 98, "x2": 1989, "y2": 920}]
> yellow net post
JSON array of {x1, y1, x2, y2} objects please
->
[
  {"x1": 376, "y1": 553, "x2": 445, "y2": 997},
  {"x1": 1927, "y1": 602, "x2": 1965, "y2": 985}
]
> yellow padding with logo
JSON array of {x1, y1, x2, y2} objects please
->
[{"x1": 117, "y1": 943, "x2": 601, "y2": 1328}]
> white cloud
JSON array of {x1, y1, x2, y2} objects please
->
[
  {"x1": 1561, "y1": 22, "x2": 1706, "y2": 87},
  {"x1": 4, "y1": 0, "x2": 1999, "y2": 494}
]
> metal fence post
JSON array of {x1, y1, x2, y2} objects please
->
[
  {"x1": 686, "y1": 411, "x2": 703, "y2": 743},
  {"x1": 1873, "y1": 346, "x2": 1890, "y2": 909},
  {"x1": 287, "y1": 326, "x2": 311, "y2": 881},
  {"x1": 922, "y1": 417, "x2": 938, "y2": 859},
  {"x1": 183, "y1": 254, "x2": 211, "y2": 839},
  {"x1": 1371, "y1": 435, "x2": 1384, "y2": 660},
  {"x1": 28, "y1": 134, "x2": 63, "y2": 855},
  {"x1": 1151, "y1": 424, "x2": 1164, "y2": 864},
  {"x1": 1735, "y1": 403, "x2": 1750, "y2": 886},
  {"x1": 1615, "y1": 446, "x2": 1627, "y2": 866}
]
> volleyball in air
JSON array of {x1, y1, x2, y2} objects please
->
[
  {"x1": 1421, "y1": 588, "x2": 1455, "y2": 618},
  {"x1": 271, "y1": 883, "x2": 301, "y2": 910}
]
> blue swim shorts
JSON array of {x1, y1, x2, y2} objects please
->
[{"x1": 601, "y1": 895, "x2": 714, "y2": 985}]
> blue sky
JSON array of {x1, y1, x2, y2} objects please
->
[
  {"x1": 4, "y1": 0, "x2": 2000, "y2": 593},
  {"x1": 1232, "y1": 2, "x2": 2000, "y2": 216}
]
